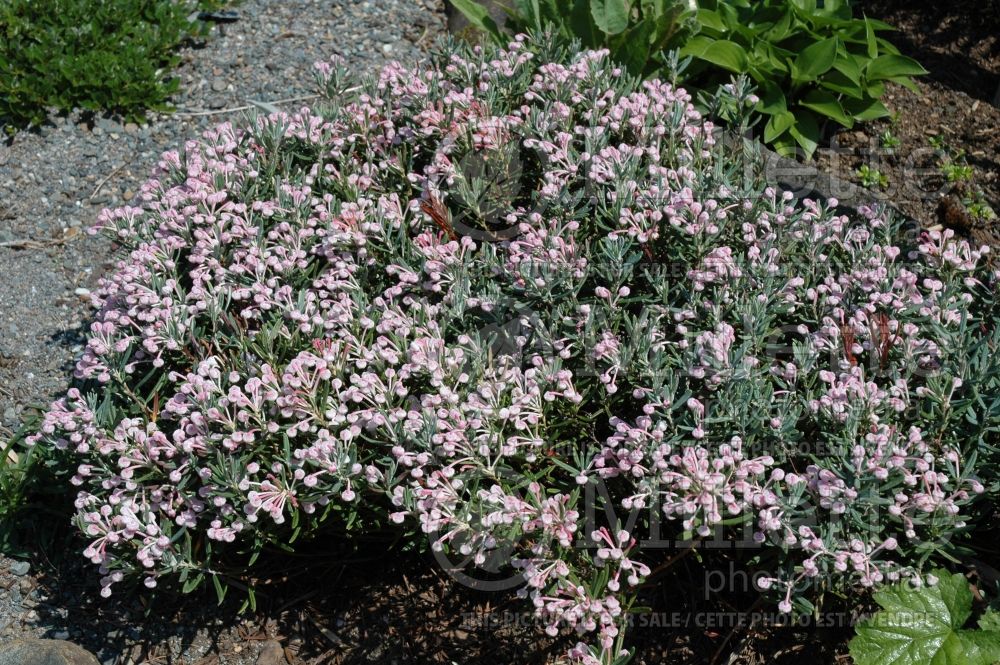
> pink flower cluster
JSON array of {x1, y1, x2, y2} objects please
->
[{"x1": 29, "y1": 36, "x2": 998, "y2": 663}]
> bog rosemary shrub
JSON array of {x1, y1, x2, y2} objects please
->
[{"x1": 29, "y1": 36, "x2": 1000, "y2": 663}]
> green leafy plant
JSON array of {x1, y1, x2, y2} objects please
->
[
  {"x1": 929, "y1": 134, "x2": 948, "y2": 151},
  {"x1": 941, "y1": 159, "x2": 975, "y2": 185},
  {"x1": 856, "y1": 164, "x2": 888, "y2": 189},
  {"x1": 448, "y1": 0, "x2": 924, "y2": 160},
  {"x1": 930, "y1": 140, "x2": 996, "y2": 216},
  {"x1": 0, "y1": 418, "x2": 69, "y2": 556},
  {"x1": 969, "y1": 200, "x2": 998, "y2": 221},
  {"x1": 0, "y1": 0, "x2": 224, "y2": 132},
  {"x1": 879, "y1": 128, "x2": 900, "y2": 151},
  {"x1": 448, "y1": 0, "x2": 698, "y2": 76},
  {"x1": 850, "y1": 570, "x2": 1000, "y2": 665},
  {"x1": 0, "y1": 438, "x2": 28, "y2": 527},
  {"x1": 681, "y1": 0, "x2": 926, "y2": 158}
]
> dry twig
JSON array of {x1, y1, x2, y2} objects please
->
[
  {"x1": 0, "y1": 235, "x2": 72, "y2": 250},
  {"x1": 175, "y1": 94, "x2": 320, "y2": 117},
  {"x1": 89, "y1": 162, "x2": 129, "y2": 200}
]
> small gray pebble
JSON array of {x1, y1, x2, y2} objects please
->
[
  {"x1": 9, "y1": 560, "x2": 30, "y2": 577},
  {"x1": 95, "y1": 118, "x2": 119, "y2": 133}
]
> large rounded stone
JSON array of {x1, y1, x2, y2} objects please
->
[
  {"x1": 0, "y1": 639, "x2": 99, "y2": 665},
  {"x1": 255, "y1": 640, "x2": 287, "y2": 665}
]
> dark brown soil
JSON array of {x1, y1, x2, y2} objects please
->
[
  {"x1": 864, "y1": 0, "x2": 1000, "y2": 103},
  {"x1": 815, "y1": 79, "x2": 1000, "y2": 246},
  {"x1": 814, "y1": 1, "x2": 1000, "y2": 248}
]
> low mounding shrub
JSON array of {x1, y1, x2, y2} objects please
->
[
  {"x1": 0, "y1": 0, "x2": 217, "y2": 131},
  {"x1": 29, "y1": 36, "x2": 1000, "y2": 663}
]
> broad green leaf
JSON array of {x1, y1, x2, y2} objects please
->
[
  {"x1": 615, "y1": 19, "x2": 655, "y2": 74},
  {"x1": 836, "y1": 22, "x2": 869, "y2": 46},
  {"x1": 678, "y1": 35, "x2": 715, "y2": 59},
  {"x1": 888, "y1": 74, "x2": 921, "y2": 93},
  {"x1": 590, "y1": 0, "x2": 632, "y2": 35},
  {"x1": 875, "y1": 35, "x2": 902, "y2": 55},
  {"x1": 867, "y1": 17, "x2": 897, "y2": 31},
  {"x1": 695, "y1": 8, "x2": 727, "y2": 32},
  {"x1": 515, "y1": 0, "x2": 544, "y2": 31},
  {"x1": 641, "y1": 0, "x2": 688, "y2": 47},
  {"x1": 448, "y1": 0, "x2": 503, "y2": 41},
  {"x1": 864, "y1": 16, "x2": 878, "y2": 58},
  {"x1": 764, "y1": 110, "x2": 794, "y2": 143},
  {"x1": 770, "y1": 133, "x2": 799, "y2": 158},
  {"x1": 788, "y1": 111, "x2": 820, "y2": 159},
  {"x1": 819, "y1": 0, "x2": 851, "y2": 20},
  {"x1": 865, "y1": 79, "x2": 886, "y2": 97},
  {"x1": 570, "y1": 0, "x2": 599, "y2": 47},
  {"x1": 792, "y1": 37, "x2": 838, "y2": 82},
  {"x1": 800, "y1": 89, "x2": 853, "y2": 127},
  {"x1": 850, "y1": 570, "x2": 1000, "y2": 665},
  {"x1": 538, "y1": 0, "x2": 563, "y2": 27},
  {"x1": 806, "y1": 13, "x2": 853, "y2": 30},
  {"x1": 819, "y1": 70, "x2": 864, "y2": 99},
  {"x1": 757, "y1": 80, "x2": 787, "y2": 113},
  {"x1": 962, "y1": 631, "x2": 1000, "y2": 665},
  {"x1": 725, "y1": 21, "x2": 757, "y2": 43},
  {"x1": 764, "y1": 9, "x2": 792, "y2": 41},
  {"x1": 717, "y1": 1, "x2": 740, "y2": 26},
  {"x1": 866, "y1": 54, "x2": 928, "y2": 81},
  {"x1": 750, "y1": 42, "x2": 772, "y2": 72},
  {"x1": 832, "y1": 54, "x2": 861, "y2": 85},
  {"x1": 697, "y1": 39, "x2": 748, "y2": 73},
  {"x1": 769, "y1": 43, "x2": 797, "y2": 67}
]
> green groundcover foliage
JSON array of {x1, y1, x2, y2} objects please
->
[{"x1": 0, "y1": 0, "x2": 221, "y2": 132}]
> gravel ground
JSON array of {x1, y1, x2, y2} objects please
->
[{"x1": 0, "y1": 0, "x2": 445, "y2": 662}]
